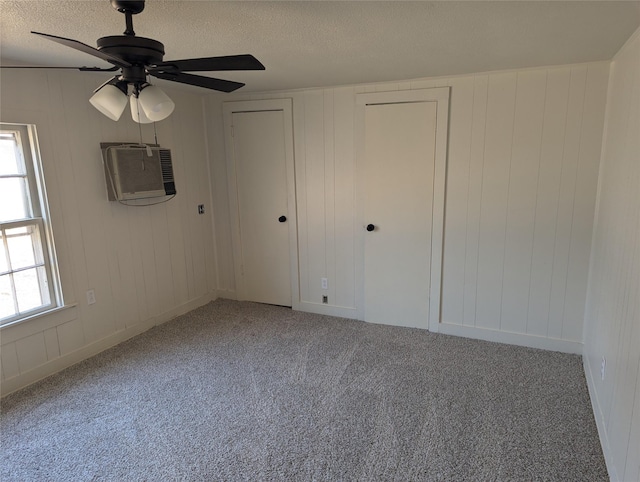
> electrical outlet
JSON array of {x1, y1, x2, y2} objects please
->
[
  {"x1": 601, "y1": 356, "x2": 606, "y2": 380},
  {"x1": 86, "y1": 289, "x2": 96, "y2": 305},
  {"x1": 197, "y1": 204, "x2": 205, "y2": 215},
  {"x1": 321, "y1": 278, "x2": 328, "y2": 290},
  {"x1": 322, "y1": 295, "x2": 328, "y2": 304}
]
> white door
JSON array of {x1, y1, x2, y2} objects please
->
[
  {"x1": 357, "y1": 89, "x2": 449, "y2": 330},
  {"x1": 224, "y1": 101, "x2": 297, "y2": 307}
]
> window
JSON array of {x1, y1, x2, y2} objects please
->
[{"x1": 1, "y1": 123, "x2": 60, "y2": 325}]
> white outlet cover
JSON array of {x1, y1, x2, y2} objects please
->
[
  {"x1": 86, "y1": 289, "x2": 96, "y2": 305},
  {"x1": 321, "y1": 278, "x2": 328, "y2": 290}
]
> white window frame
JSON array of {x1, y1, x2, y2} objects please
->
[{"x1": 1, "y1": 123, "x2": 62, "y2": 326}]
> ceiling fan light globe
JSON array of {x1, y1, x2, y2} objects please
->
[
  {"x1": 89, "y1": 85, "x2": 128, "y2": 121},
  {"x1": 130, "y1": 95, "x2": 154, "y2": 124},
  {"x1": 138, "y1": 85, "x2": 175, "y2": 121}
]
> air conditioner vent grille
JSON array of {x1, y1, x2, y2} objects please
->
[{"x1": 159, "y1": 149, "x2": 174, "y2": 182}]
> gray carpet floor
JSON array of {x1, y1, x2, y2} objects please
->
[{"x1": 1, "y1": 299, "x2": 607, "y2": 481}]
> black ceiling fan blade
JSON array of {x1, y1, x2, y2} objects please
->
[
  {"x1": 31, "y1": 31, "x2": 132, "y2": 68},
  {"x1": 0, "y1": 65, "x2": 120, "y2": 72},
  {"x1": 150, "y1": 54, "x2": 265, "y2": 73},
  {"x1": 150, "y1": 71, "x2": 245, "y2": 93}
]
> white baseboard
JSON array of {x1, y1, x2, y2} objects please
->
[
  {"x1": 215, "y1": 289, "x2": 237, "y2": 301},
  {"x1": 295, "y1": 301, "x2": 358, "y2": 320},
  {"x1": 583, "y1": 355, "x2": 616, "y2": 481},
  {"x1": 437, "y1": 322, "x2": 583, "y2": 354},
  {"x1": 1, "y1": 292, "x2": 216, "y2": 397},
  {"x1": 214, "y1": 292, "x2": 358, "y2": 320}
]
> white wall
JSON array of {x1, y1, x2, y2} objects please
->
[
  {"x1": 440, "y1": 64, "x2": 608, "y2": 352},
  {"x1": 583, "y1": 29, "x2": 640, "y2": 482},
  {"x1": 0, "y1": 69, "x2": 217, "y2": 395},
  {"x1": 206, "y1": 61, "x2": 609, "y2": 353}
]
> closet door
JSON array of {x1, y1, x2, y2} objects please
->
[
  {"x1": 224, "y1": 100, "x2": 298, "y2": 307},
  {"x1": 356, "y1": 89, "x2": 449, "y2": 330}
]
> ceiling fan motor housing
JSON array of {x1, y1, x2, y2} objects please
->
[{"x1": 97, "y1": 35, "x2": 164, "y2": 83}]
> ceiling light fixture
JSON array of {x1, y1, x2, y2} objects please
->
[
  {"x1": 90, "y1": 80, "x2": 174, "y2": 124},
  {"x1": 137, "y1": 84, "x2": 174, "y2": 121},
  {"x1": 89, "y1": 82, "x2": 129, "y2": 121},
  {"x1": 129, "y1": 93, "x2": 153, "y2": 124},
  {"x1": 1, "y1": 0, "x2": 265, "y2": 123}
]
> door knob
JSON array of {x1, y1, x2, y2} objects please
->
[
  {"x1": 366, "y1": 224, "x2": 375, "y2": 232},
  {"x1": 279, "y1": 215, "x2": 287, "y2": 223}
]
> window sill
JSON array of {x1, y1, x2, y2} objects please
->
[{"x1": 0, "y1": 304, "x2": 79, "y2": 345}]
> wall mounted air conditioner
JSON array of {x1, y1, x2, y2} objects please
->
[{"x1": 101, "y1": 143, "x2": 176, "y2": 201}]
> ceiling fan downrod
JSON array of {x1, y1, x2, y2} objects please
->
[{"x1": 110, "y1": 0, "x2": 146, "y2": 36}]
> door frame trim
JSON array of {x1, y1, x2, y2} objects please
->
[
  {"x1": 222, "y1": 99, "x2": 300, "y2": 309},
  {"x1": 355, "y1": 88, "x2": 450, "y2": 332}
]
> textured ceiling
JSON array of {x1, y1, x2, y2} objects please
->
[{"x1": 1, "y1": 1, "x2": 639, "y2": 94}]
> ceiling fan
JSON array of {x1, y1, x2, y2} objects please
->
[{"x1": 2, "y1": 0, "x2": 265, "y2": 122}]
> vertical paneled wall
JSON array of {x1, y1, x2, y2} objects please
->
[
  {"x1": 206, "y1": 61, "x2": 609, "y2": 352},
  {"x1": 296, "y1": 89, "x2": 357, "y2": 311},
  {"x1": 207, "y1": 87, "x2": 358, "y2": 315},
  {"x1": 0, "y1": 69, "x2": 216, "y2": 395},
  {"x1": 583, "y1": 30, "x2": 640, "y2": 482},
  {"x1": 440, "y1": 64, "x2": 609, "y2": 351}
]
